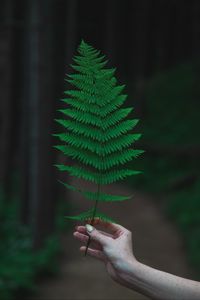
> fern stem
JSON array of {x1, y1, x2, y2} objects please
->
[
  {"x1": 85, "y1": 72, "x2": 101, "y2": 256},
  {"x1": 85, "y1": 182, "x2": 100, "y2": 256}
]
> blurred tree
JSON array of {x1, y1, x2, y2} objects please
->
[
  {"x1": 65, "y1": 0, "x2": 78, "y2": 73},
  {"x1": 173, "y1": 1, "x2": 192, "y2": 63},
  {"x1": 19, "y1": 0, "x2": 58, "y2": 248},
  {"x1": 154, "y1": 0, "x2": 172, "y2": 71},
  {"x1": 104, "y1": 0, "x2": 118, "y2": 66},
  {"x1": 129, "y1": 0, "x2": 152, "y2": 118},
  {"x1": 192, "y1": 0, "x2": 200, "y2": 57},
  {"x1": 0, "y1": 0, "x2": 15, "y2": 201},
  {"x1": 32, "y1": 0, "x2": 58, "y2": 249},
  {"x1": 20, "y1": 0, "x2": 40, "y2": 226}
]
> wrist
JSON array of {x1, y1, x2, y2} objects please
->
[
  {"x1": 114, "y1": 255, "x2": 139, "y2": 276},
  {"x1": 114, "y1": 257, "x2": 144, "y2": 289}
]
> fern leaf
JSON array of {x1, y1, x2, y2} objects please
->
[
  {"x1": 53, "y1": 132, "x2": 141, "y2": 156},
  {"x1": 84, "y1": 191, "x2": 134, "y2": 202},
  {"x1": 53, "y1": 40, "x2": 144, "y2": 227},
  {"x1": 58, "y1": 179, "x2": 134, "y2": 202},
  {"x1": 55, "y1": 164, "x2": 141, "y2": 185},
  {"x1": 65, "y1": 209, "x2": 117, "y2": 223}
]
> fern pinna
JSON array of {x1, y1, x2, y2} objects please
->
[{"x1": 54, "y1": 40, "x2": 144, "y2": 254}]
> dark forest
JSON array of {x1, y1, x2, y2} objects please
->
[{"x1": 0, "y1": 0, "x2": 200, "y2": 299}]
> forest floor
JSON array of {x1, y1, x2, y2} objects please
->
[{"x1": 29, "y1": 178, "x2": 194, "y2": 300}]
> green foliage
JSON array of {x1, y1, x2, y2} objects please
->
[
  {"x1": 0, "y1": 184, "x2": 70, "y2": 299},
  {"x1": 54, "y1": 40, "x2": 143, "y2": 223},
  {"x1": 126, "y1": 60, "x2": 200, "y2": 276},
  {"x1": 65, "y1": 208, "x2": 116, "y2": 223},
  {"x1": 167, "y1": 182, "x2": 200, "y2": 278},
  {"x1": 143, "y1": 61, "x2": 200, "y2": 146},
  {"x1": 58, "y1": 180, "x2": 134, "y2": 202}
]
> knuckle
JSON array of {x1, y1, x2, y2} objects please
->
[
  {"x1": 125, "y1": 230, "x2": 132, "y2": 237},
  {"x1": 84, "y1": 235, "x2": 89, "y2": 241},
  {"x1": 89, "y1": 231, "x2": 97, "y2": 240}
]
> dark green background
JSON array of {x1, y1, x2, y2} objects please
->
[{"x1": 0, "y1": 0, "x2": 200, "y2": 298}]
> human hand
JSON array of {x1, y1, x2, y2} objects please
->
[
  {"x1": 73, "y1": 218, "x2": 138, "y2": 285},
  {"x1": 74, "y1": 220, "x2": 200, "y2": 300}
]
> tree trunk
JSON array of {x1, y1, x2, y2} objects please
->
[
  {"x1": 192, "y1": 0, "x2": 200, "y2": 58},
  {"x1": 0, "y1": 0, "x2": 15, "y2": 201},
  {"x1": 104, "y1": 0, "x2": 118, "y2": 67},
  {"x1": 154, "y1": 0, "x2": 172, "y2": 71},
  {"x1": 172, "y1": 1, "x2": 192, "y2": 64},
  {"x1": 20, "y1": 0, "x2": 40, "y2": 225},
  {"x1": 65, "y1": 0, "x2": 78, "y2": 73},
  {"x1": 32, "y1": 0, "x2": 58, "y2": 249},
  {"x1": 129, "y1": 0, "x2": 152, "y2": 117}
]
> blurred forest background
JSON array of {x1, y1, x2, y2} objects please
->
[{"x1": 0, "y1": 0, "x2": 200, "y2": 299}]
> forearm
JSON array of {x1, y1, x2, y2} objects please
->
[{"x1": 117, "y1": 259, "x2": 200, "y2": 300}]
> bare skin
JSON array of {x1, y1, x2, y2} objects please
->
[{"x1": 73, "y1": 218, "x2": 200, "y2": 300}]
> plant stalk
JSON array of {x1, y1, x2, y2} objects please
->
[{"x1": 85, "y1": 183, "x2": 100, "y2": 256}]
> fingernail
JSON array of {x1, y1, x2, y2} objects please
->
[{"x1": 85, "y1": 224, "x2": 94, "y2": 233}]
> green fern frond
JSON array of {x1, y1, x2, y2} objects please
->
[
  {"x1": 60, "y1": 93, "x2": 127, "y2": 118},
  {"x1": 54, "y1": 145, "x2": 144, "y2": 171},
  {"x1": 55, "y1": 164, "x2": 141, "y2": 185},
  {"x1": 53, "y1": 40, "x2": 144, "y2": 227},
  {"x1": 65, "y1": 209, "x2": 117, "y2": 223},
  {"x1": 58, "y1": 179, "x2": 134, "y2": 202},
  {"x1": 62, "y1": 131, "x2": 139, "y2": 150},
  {"x1": 54, "y1": 118, "x2": 139, "y2": 142}
]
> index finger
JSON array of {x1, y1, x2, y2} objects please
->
[{"x1": 84, "y1": 217, "x2": 125, "y2": 234}]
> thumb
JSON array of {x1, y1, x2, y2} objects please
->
[{"x1": 85, "y1": 224, "x2": 111, "y2": 246}]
